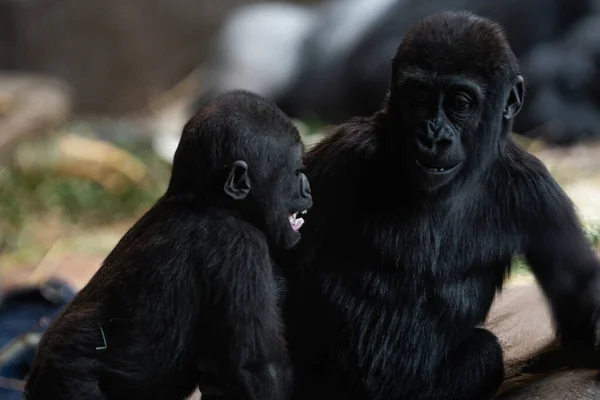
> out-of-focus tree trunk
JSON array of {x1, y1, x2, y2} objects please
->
[{"x1": 1, "y1": 0, "x2": 321, "y2": 115}]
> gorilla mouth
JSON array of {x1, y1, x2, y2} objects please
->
[
  {"x1": 288, "y1": 210, "x2": 307, "y2": 232},
  {"x1": 415, "y1": 160, "x2": 461, "y2": 174}
]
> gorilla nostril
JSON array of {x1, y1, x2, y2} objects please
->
[
  {"x1": 416, "y1": 135, "x2": 434, "y2": 149},
  {"x1": 438, "y1": 138, "x2": 453, "y2": 148}
]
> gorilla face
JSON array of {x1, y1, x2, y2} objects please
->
[
  {"x1": 225, "y1": 141, "x2": 313, "y2": 251},
  {"x1": 260, "y1": 144, "x2": 313, "y2": 250},
  {"x1": 386, "y1": 13, "x2": 524, "y2": 193},
  {"x1": 393, "y1": 72, "x2": 474, "y2": 189}
]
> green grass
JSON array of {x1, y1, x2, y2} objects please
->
[
  {"x1": 584, "y1": 218, "x2": 600, "y2": 249},
  {"x1": 510, "y1": 256, "x2": 530, "y2": 274}
]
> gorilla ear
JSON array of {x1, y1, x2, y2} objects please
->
[
  {"x1": 224, "y1": 160, "x2": 251, "y2": 200},
  {"x1": 503, "y1": 75, "x2": 524, "y2": 120}
]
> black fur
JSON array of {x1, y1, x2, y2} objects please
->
[
  {"x1": 24, "y1": 90, "x2": 313, "y2": 400},
  {"x1": 282, "y1": 11, "x2": 600, "y2": 400}
]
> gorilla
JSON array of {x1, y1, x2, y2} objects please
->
[
  {"x1": 515, "y1": 14, "x2": 600, "y2": 144},
  {"x1": 24, "y1": 90, "x2": 313, "y2": 400},
  {"x1": 281, "y1": 11, "x2": 600, "y2": 400}
]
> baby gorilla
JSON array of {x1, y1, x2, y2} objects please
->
[{"x1": 23, "y1": 90, "x2": 313, "y2": 400}]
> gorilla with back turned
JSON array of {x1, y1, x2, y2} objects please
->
[
  {"x1": 24, "y1": 90, "x2": 313, "y2": 400},
  {"x1": 282, "y1": 11, "x2": 600, "y2": 400}
]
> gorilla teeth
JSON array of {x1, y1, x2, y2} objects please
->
[{"x1": 415, "y1": 160, "x2": 448, "y2": 173}]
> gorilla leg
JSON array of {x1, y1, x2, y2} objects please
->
[
  {"x1": 431, "y1": 328, "x2": 504, "y2": 400},
  {"x1": 290, "y1": 370, "x2": 355, "y2": 400},
  {"x1": 25, "y1": 355, "x2": 105, "y2": 400},
  {"x1": 64, "y1": 383, "x2": 105, "y2": 400},
  {"x1": 288, "y1": 329, "x2": 503, "y2": 400},
  {"x1": 26, "y1": 377, "x2": 105, "y2": 400},
  {"x1": 201, "y1": 362, "x2": 292, "y2": 400}
]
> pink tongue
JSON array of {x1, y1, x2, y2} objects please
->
[{"x1": 289, "y1": 215, "x2": 305, "y2": 232}]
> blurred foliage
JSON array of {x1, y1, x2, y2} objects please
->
[
  {"x1": 0, "y1": 132, "x2": 170, "y2": 252},
  {"x1": 584, "y1": 217, "x2": 600, "y2": 249},
  {"x1": 511, "y1": 256, "x2": 530, "y2": 275}
]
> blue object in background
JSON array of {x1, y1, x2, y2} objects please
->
[{"x1": 0, "y1": 279, "x2": 76, "y2": 399}]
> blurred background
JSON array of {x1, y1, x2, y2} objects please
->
[{"x1": 0, "y1": 0, "x2": 600, "y2": 396}]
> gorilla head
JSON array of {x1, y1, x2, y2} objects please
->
[
  {"x1": 385, "y1": 11, "x2": 524, "y2": 192},
  {"x1": 170, "y1": 90, "x2": 313, "y2": 249}
]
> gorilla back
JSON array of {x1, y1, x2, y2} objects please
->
[
  {"x1": 24, "y1": 90, "x2": 313, "y2": 400},
  {"x1": 283, "y1": 11, "x2": 600, "y2": 400}
]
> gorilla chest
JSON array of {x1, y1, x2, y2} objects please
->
[
  {"x1": 292, "y1": 208, "x2": 516, "y2": 380},
  {"x1": 366, "y1": 210, "x2": 516, "y2": 277},
  {"x1": 333, "y1": 210, "x2": 517, "y2": 329}
]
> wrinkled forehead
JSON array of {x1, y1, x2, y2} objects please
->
[{"x1": 396, "y1": 66, "x2": 488, "y2": 96}]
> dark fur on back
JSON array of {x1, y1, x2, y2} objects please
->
[
  {"x1": 282, "y1": 11, "x2": 600, "y2": 400},
  {"x1": 24, "y1": 90, "x2": 310, "y2": 400}
]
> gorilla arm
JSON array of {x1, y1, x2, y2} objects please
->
[
  {"x1": 519, "y1": 155, "x2": 600, "y2": 350},
  {"x1": 203, "y1": 223, "x2": 291, "y2": 400}
]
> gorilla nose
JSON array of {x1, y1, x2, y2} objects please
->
[
  {"x1": 301, "y1": 174, "x2": 312, "y2": 198},
  {"x1": 416, "y1": 134, "x2": 435, "y2": 151},
  {"x1": 415, "y1": 133, "x2": 453, "y2": 154}
]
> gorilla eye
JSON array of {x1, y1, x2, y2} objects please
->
[{"x1": 448, "y1": 93, "x2": 472, "y2": 112}]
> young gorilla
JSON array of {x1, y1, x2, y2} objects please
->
[
  {"x1": 282, "y1": 11, "x2": 600, "y2": 400},
  {"x1": 23, "y1": 90, "x2": 313, "y2": 400}
]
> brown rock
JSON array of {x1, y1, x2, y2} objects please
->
[
  {"x1": 486, "y1": 279, "x2": 600, "y2": 399},
  {"x1": 485, "y1": 278, "x2": 556, "y2": 379},
  {"x1": 496, "y1": 369, "x2": 600, "y2": 400}
]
